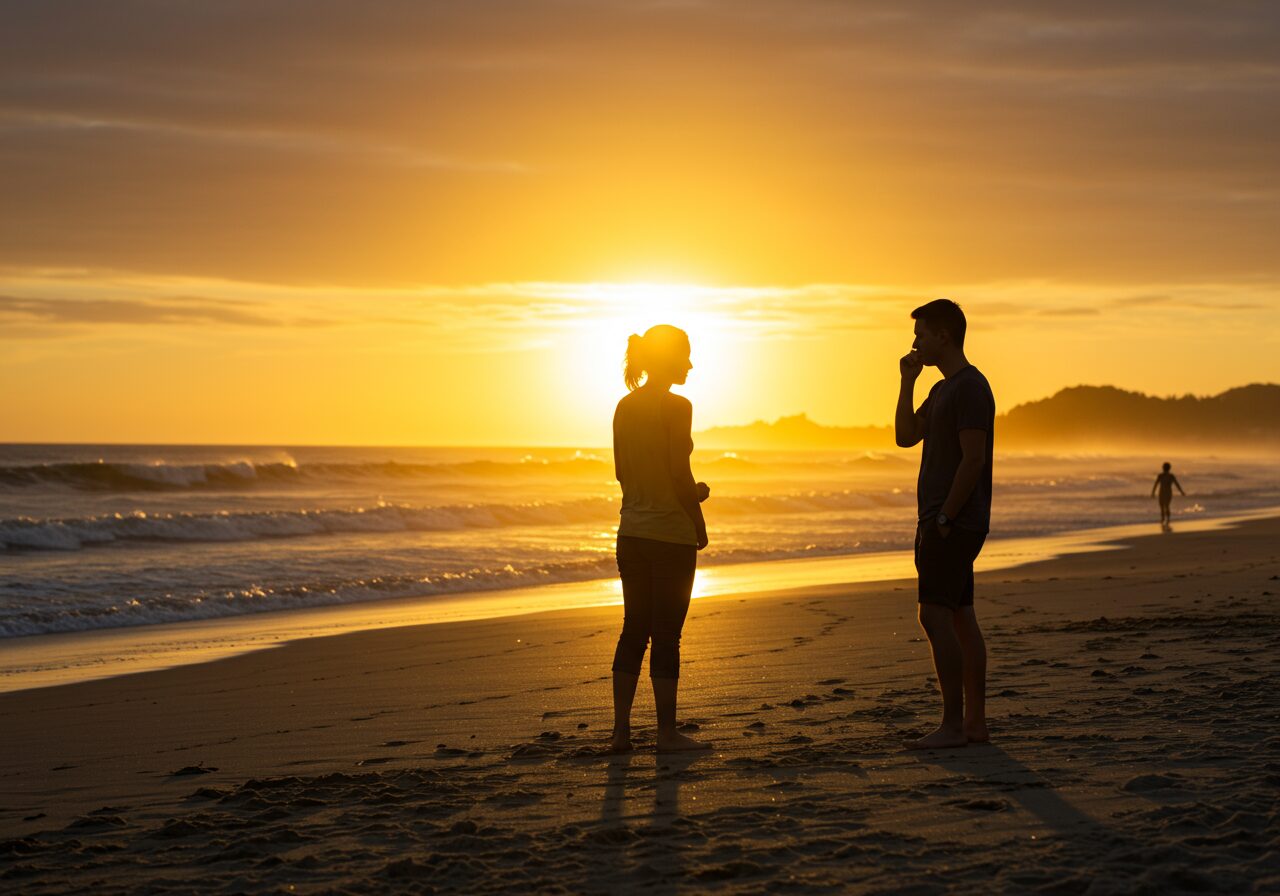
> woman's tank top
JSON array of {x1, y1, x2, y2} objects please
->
[{"x1": 613, "y1": 391, "x2": 697, "y2": 545}]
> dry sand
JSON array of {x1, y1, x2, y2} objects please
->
[{"x1": 2, "y1": 517, "x2": 1278, "y2": 894}]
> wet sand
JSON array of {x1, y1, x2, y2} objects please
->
[
  {"x1": 2, "y1": 517, "x2": 1278, "y2": 893},
  {"x1": 4, "y1": 509, "x2": 1271, "y2": 693}
]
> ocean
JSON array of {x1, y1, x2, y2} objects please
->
[{"x1": 1, "y1": 443, "x2": 1275, "y2": 639}]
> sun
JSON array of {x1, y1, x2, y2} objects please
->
[{"x1": 559, "y1": 281, "x2": 739, "y2": 437}]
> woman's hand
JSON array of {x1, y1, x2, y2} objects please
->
[
  {"x1": 696, "y1": 526, "x2": 709, "y2": 551},
  {"x1": 696, "y1": 481, "x2": 710, "y2": 503}
]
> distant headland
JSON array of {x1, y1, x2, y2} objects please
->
[{"x1": 696, "y1": 384, "x2": 1280, "y2": 451}]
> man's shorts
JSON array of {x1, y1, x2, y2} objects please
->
[{"x1": 915, "y1": 521, "x2": 987, "y2": 610}]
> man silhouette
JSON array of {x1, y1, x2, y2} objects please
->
[
  {"x1": 896, "y1": 299, "x2": 995, "y2": 749},
  {"x1": 1151, "y1": 462, "x2": 1185, "y2": 529}
]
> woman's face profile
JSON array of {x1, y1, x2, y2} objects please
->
[{"x1": 670, "y1": 349, "x2": 693, "y2": 385}]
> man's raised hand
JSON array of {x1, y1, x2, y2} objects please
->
[{"x1": 900, "y1": 350, "x2": 923, "y2": 381}]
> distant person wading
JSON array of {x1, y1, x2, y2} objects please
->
[
  {"x1": 1152, "y1": 462, "x2": 1186, "y2": 529},
  {"x1": 608, "y1": 324, "x2": 713, "y2": 754}
]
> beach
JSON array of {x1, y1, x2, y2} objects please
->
[
  {"x1": 8, "y1": 1, "x2": 1280, "y2": 892},
  {"x1": 2, "y1": 515, "x2": 1277, "y2": 893}
]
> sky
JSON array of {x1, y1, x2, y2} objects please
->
[{"x1": 2, "y1": 0, "x2": 1278, "y2": 446}]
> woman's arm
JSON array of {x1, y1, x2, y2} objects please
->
[
  {"x1": 612, "y1": 406, "x2": 623, "y2": 485},
  {"x1": 663, "y1": 396, "x2": 708, "y2": 549}
]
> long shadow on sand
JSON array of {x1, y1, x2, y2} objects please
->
[
  {"x1": 590, "y1": 751, "x2": 708, "y2": 893},
  {"x1": 600, "y1": 753, "x2": 636, "y2": 827},
  {"x1": 913, "y1": 744, "x2": 1107, "y2": 838}
]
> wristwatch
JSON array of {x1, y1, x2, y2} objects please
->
[{"x1": 936, "y1": 512, "x2": 950, "y2": 528}]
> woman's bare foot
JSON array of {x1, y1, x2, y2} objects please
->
[
  {"x1": 656, "y1": 731, "x2": 712, "y2": 753},
  {"x1": 606, "y1": 730, "x2": 633, "y2": 754},
  {"x1": 964, "y1": 721, "x2": 990, "y2": 744},
  {"x1": 906, "y1": 725, "x2": 968, "y2": 750}
]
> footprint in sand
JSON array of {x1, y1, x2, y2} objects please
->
[
  {"x1": 947, "y1": 798, "x2": 1010, "y2": 812},
  {"x1": 169, "y1": 765, "x2": 217, "y2": 777},
  {"x1": 68, "y1": 815, "x2": 127, "y2": 831},
  {"x1": 508, "y1": 743, "x2": 558, "y2": 759},
  {"x1": 787, "y1": 695, "x2": 822, "y2": 709},
  {"x1": 1122, "y1": 773, "x2": 1183, "y2": 792}
]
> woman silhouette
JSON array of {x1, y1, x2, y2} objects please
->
[{"x1": 609, "y1": 324, "x2": 712, "y2": 753}]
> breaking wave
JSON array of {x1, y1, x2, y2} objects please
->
[
  {"x1": 0, "y1": 456, "x2": 614, "y2": 492},
  {"x1": 0, "y1": 489, "x2": 917, "y2": 551}
]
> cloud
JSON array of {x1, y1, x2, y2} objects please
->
[
  {"x1": 4, "y1": 272, "x2": 1274, "y2": 350},
  {"x1": 0, "y1": 2, "x2": 1278, "y2": 285},
  {"x1": 1039, "y1": 307, "x2": 1100, "y2": 317},
  {"x1": 0, "y1": 111, "x2": 527, "y2": 173},
  {"x1": 1109, "y1": 291, "x2": 1269, "y2": 311},
  {"x1": 0, "y1": 295, "x2": 322, "y2": 328}
]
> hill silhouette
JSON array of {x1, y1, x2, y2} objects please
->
[
  {"x1": 696, "y1": 384, "x2": 1280, "y2": 451},
  {"x1": 697, "y1": 414, "x2": 893, "y2": 451}
]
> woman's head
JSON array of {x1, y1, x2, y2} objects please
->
[
  {"x1": 1163, "y1": 462, "x2": 1172, "y2": 472},
  {"x1": 624, "y1": 324, "x2": 692, "y2": 391}
]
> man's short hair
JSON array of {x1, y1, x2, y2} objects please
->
[{"x1": 911, "y1": 298, "x2": 967, "y2": 348}]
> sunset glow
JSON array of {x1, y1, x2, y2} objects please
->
[
  {"x1": 5, "y1": 7, "x2": 1280, "y2": 892},
  {"x1": 1, "y1": 2, "x2": 1277, "y2": 445}
]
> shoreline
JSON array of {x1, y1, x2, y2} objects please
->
[
  {"x1": 4, "y1": 506, "x2": 1278, "y2": 694},
  {"x1": 2, "y1": 514, "x2": 1276, "y2": 891}
]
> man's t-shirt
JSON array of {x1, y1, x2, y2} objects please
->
[{"x1": 916, "y1": 365, "x2": 995, "y2": 533}]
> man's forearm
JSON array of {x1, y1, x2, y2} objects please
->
[
  {"x1": 895, "y1": 381, "x2": 917, "y2": 446},
  {"x1": 941, "y1": 458, "x2": 984, "y2": 520}
]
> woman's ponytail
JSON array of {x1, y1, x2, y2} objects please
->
[{"x1": 623, "y1": 333, "x2": 645, "y2": 391}]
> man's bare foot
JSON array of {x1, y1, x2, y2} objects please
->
[
  {"x1": 964, "y1": 721, "x2": 990, "y2": 744},
  {"x1": 656, "y1": 731, "x2": 712, "y2": 753},
  {"x1": 606, "y1": 732, "x2": 633, "y2": 754},
  {"x1": 906, "y1": 725, "x2": 968, "y2": 750}
]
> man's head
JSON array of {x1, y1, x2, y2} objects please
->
[
  {"x1": 1163, "y1": 462, "x2": 1172, "y2": 472},
  {"x1": 910, "y1": 299, "x2": 967, "y2": 366}
]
